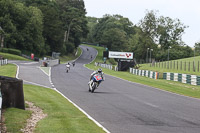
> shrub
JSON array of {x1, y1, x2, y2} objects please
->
[
  {"x1": 0, "y1": 48, "x2": 21, "y2": 56},
  {"x1": 0, "y1": 48, "x2": 8, "y2": 53},
  {"x1": 7, "y1": 48, "x2": 21, "y2": 56},
  {"x1": 109, "y1": 58, "x2": 117, "y2": 65}
]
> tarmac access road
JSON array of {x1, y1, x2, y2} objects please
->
[
  {"x1": 51, "y1": 45, "x2": 200, "y2": 133},
  {"x1": 8, "y1": 60, "x2": 52, "y2": 88}
]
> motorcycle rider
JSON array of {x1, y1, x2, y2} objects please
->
[
  {"x1": 89, "y1": 68, "x2": 105, "y2": 86},
  {"x1": 66, "y1": 62, "x2": 70, "y2": 72}
]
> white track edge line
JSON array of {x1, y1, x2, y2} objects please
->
[
  {"x1": 53, "y1": 88, "x2": 110, "y2": 133},
  {"x1": 49, "y1": 62, "x2": 110, "y2": 133}
]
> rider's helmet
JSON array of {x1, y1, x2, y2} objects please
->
[{"x1": 98, "y1": 68, "x2": 102, "y2": 73}]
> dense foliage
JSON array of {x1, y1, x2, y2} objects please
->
[
  {"x1": 86, "y1": 10, "x2": 194, "y2": 62},
  {"x1": 0, "y1": 0, "x2": 88, "y2": 56}
]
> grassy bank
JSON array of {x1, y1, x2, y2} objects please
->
[
  {"x1": 59, "y1": 47, "x2": 82, "y2": 64},
  {"x1": 139, "y1": 56, "x2": 200, "y2": 75},
  {"x1": 0, "y1": 52, "x2": 30, "y2": 61},
  {"x1": 85, "y1": 45, "x2": 200, "y2": 99}
]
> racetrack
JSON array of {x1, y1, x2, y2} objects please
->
[{"x1": 51, "y1": 45, "x2": 200, "y2": 133}]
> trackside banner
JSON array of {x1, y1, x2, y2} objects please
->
[{"x1": 108, "y1": 51, "x2": 133, "y2": 59}]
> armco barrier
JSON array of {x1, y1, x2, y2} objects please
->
[
  {"x1": 0, "y1": 59, "x2": 8, "y2": 66},
  {"x1": 163, "y1": 72, "x2": 200, "y2": 86},
  {"x1": 129, "y1": 68, "x2": 159, "y2": 79},
  {"x1": 40, "y1": 59, "x2": 59, "y2": 67},
  {"x1": 95, "y1": 62, "x2": 114, "y2": 70}
]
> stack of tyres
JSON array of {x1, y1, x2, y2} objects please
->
[
  {"x1": 197, "y1": 76, "x2": 200, "y2": 85},
  {"x1": 186, "y1": 75, "x2": 191, "y2": 84},
  {"x1": 178, "y1": 74, "x2": 182, "y2": 82}
]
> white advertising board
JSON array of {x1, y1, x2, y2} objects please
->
[{"x1": 108, "y1": 51, "x2": 133, "y2": 59}]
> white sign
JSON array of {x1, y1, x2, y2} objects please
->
[{"x1": 109, "y1": 51, "x2": 133, "y2": 59}]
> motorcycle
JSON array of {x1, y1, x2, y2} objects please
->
[
  {"x1": 66, "y1": 67, "x2": 70, "y2": 73},
  {"x1": 88, "y1": 74, "x2": 103, "y2": 93}
]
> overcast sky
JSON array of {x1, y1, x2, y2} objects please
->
[{"x1": 84, "y1": 0, "x2": 200, "y2": 47}]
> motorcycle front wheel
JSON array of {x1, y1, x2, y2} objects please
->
[{"x1": 91, "y1": 82, "x2": 96, "y2": 93}]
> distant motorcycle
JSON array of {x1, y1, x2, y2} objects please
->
[
  {"x1": 66, "y1": 67, "x2": 70, "y2": 73},
  {"x1": 88, "y1": 74, "x2": 103, "y2": 93}
]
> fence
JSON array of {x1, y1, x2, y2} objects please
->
[
  {"x1": 148, "y1": 60, "x2": 200, "y2": 72},
  {"x1": 95, "y1": 62, "x2": 117, "y2": 71},
  {"x1": 0, "y1": 59, "x2": 7, "y2": 66},
  {"x1": 129, "y1": 68, "x2": 159, "y2": 79}
]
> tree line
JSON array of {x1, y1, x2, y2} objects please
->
[
  {"x1": 0, "y1": 0, "x2": 88, "y2": 56},
  {"x1": 0, "y1": 1, "x2": 198, "y2": 61},
  {"x1": 86, "y1": 10, "x2": 198, "y2": 62}
]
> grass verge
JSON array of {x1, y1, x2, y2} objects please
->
[
  {"x1": 3, "y1": 108, "x2": 32, "y2": 133},
  {"x1": 24, "y1": 84, "x2": 105, "y2": 133},
  {"x1": 0, "y1": 64, "x2": 17, "y2": 77},
  {"x1": 1, "y1": 64, "x2": 105, "y2": 133},
  {"x1": 85, "y1": 45, "x2": 200, "y2": 99},
  {"x1": 59, "y1": 47, "x2": 82, "y2": 64}
]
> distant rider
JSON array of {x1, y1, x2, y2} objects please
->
[
  {"x1": 66, "y1": 62, "x2": 70, "y2": 72},
  {"x1": 72, "y1": 61, "x2": 75, "y2": 67}
]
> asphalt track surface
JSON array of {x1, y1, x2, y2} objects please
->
[
  {"x1": 51, "y1": 45, "x2": 200, "y2": 133},
  {"x1": 11, "y1": 45, "x2": 200, "y2": 133}
]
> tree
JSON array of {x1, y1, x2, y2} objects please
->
[
  {"x1": 139, "y1": 10, "x2": 191, "y2": 60},
  {"x1": 157, "y1": 16, "x2": 188, "y2": 50},
  {"x1": 128, "y1": 27, "x2": 156, "y2": 61},
  {"x1": 92, "y1": 14, "x2": 135, "y2": 51},
  {"x1": 18, "y1": 0, "x2": 88, "y2": 55},
  {"x1": 100, "y1": 28, "x2": 127, "y2": 51},
  {"x1": 0, "y1": 0, "x2": 45, "y2": 55},
  {"x1": 195, "y1": 42, "x2": 200, "y2": 56}
]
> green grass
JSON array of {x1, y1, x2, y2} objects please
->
[
  {"x1": 59, "y1": 47, "x2": 82, "y2": 64},
  {"x1": 1, "y1": 63, "x2": 105, "y2": 133},
  {"x1": 140, "y1": 56, "x2": 200, "y2": 75},
  {"x1": 85, "y1": 45, "x2": 200, "y2": 99},
  {"x1": 0, "y1": 64, "x2": 17, "y2": 77},
  {"x1": 24, "y1": 84, "x2": 105, "y2": 133},
  {"x1": 0, "y1": 52, "x2": 30, "y2": 61},
  {"x1": 3, "y1": 108, "x2": 32, "y2": 133},
  {"x1": 39, "y1": 67, "x2": 50, "y2": 76}
]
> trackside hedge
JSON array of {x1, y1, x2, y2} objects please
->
[{"x1": 0, "y1": 48, "x2": 21, "y2": 56}]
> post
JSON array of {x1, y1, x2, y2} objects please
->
[
  {"x1": 167, "y1": 61, "x2": 169, "y2": 69},
  {"x1": 168, "y1": 46, "x2": 171, "y2": 61},
  {"x1": 146, "y1": 48, "x2": 149, "y2": 63},
  {"x1": 180, "y1": 61, "x2": 182, "y2": 70},
  {"x1": 0, "y1": 76, "x2": 25, "y2": 109},
  {"x1": 193, "y1": 61, "x2": 195, "y2": 72},
  {"x1": 188, "y1": 61, "x2": 190, "y2": 71},
  {"x1": 184, "y1": 61, "x2": 186, "y2": 71},
  {"x1": 193, "y1": 46, "x2": 195, "y2": 71},
  {"x1": 173, "y1": 61, "x2": 175, "y2": 69},
  {"x1": 150, "y1": 49, "x2": 153, "y2": 63},
  {"x1": 177, "y1": 61, "x2": 178, "y2": 70}
]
